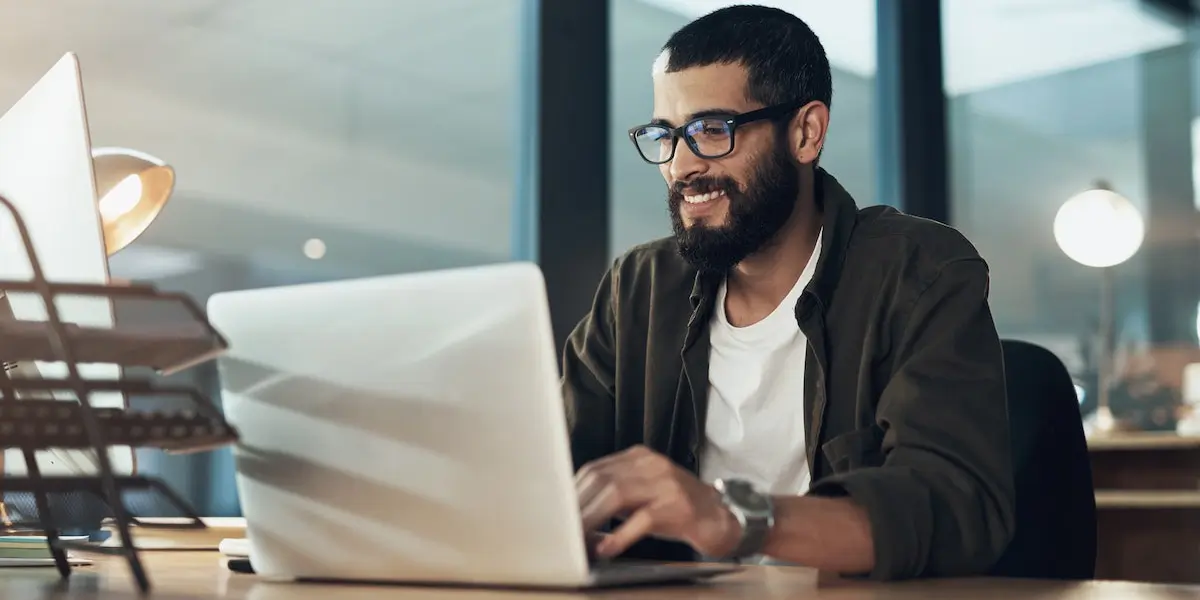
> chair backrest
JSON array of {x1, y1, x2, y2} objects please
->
[{"x1": 990, "y1": 339, "x2": 1096, "y2": 579}]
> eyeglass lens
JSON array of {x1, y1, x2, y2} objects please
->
[{"x1": 633, "y1": 118, "x2": 733, "y2": 164}]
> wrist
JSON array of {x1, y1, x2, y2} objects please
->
[
  {"x1": 712, "y1": 478, "x2": 774, "y2": 560},
  {"x1": 711, "y1": 500, "x2": 743, "y2": 559}
]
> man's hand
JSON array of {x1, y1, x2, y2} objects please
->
[{"x1": 575, "y1": 445, "x2": 741, "y2": 559}]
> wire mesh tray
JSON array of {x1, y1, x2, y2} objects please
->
[
  {"x1": 0, "y1": 400, "x2": 237, "y2": 453},
  {"x1": 0, "y1": 192, "x2": 228, "y2": 592},
  {"x1": 0, "y1": 280, "x2": 227, "y2": 375}
]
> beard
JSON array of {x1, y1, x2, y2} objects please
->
[{"x1": 668, "y1": 142, "x2": 800, "y2": 274}]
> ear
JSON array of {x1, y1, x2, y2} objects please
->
[{"x1": 787, "y1": 100, "x2": 830, "y2": 165}]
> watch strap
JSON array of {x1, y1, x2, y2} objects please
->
[
  {"x1": 729, "y1": 511, "x2": 770, "y2": 559},
  {"x1": 718, "y1": 479, "x2": 774, "y2": 560}
]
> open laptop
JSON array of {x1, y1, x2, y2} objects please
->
[
  {"x1": 0, "y1": 52, "x2": 134, "y2": 479},
  {"x1": 207, "y1": 262, "x2": 739, "y2": 589}
]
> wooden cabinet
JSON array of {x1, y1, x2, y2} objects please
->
[{"x1": 1090, "y1": 433, "x2": 1200, "y2": 583}]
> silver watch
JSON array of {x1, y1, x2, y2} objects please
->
[{"x1": 713, "y1": 478, "x2": 774, "y2": 560}]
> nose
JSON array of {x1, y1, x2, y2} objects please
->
[{"x1": 665, "y1": 139, "x2": 708, "y2": 184}]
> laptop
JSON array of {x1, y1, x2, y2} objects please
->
[{"x1": 207, "y1": 262, "x2": 739, "y2": 589}]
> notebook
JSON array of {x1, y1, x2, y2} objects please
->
[{"x1": 0, "y1": 535, "x2": 91, "y2": 567}]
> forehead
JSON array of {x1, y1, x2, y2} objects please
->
[{"x1": 651, "y1": 62, "x2": 753, "y2": 123}]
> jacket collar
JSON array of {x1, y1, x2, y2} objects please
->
[{"x1": 687, "y1": 167, "x2": 860, "y2": 312}]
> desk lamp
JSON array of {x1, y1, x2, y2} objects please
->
[
  {"x1": 1052, "y1": 181, "x2": 1144, "y2": 436},
  {"x1": 91, "y1": 147, "x2": 174, "y2": 256}
]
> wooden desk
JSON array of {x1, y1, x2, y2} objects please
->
[
  {"x1": 1090, "y1": 432, "x2": 1200, "y2": 583},
  {"x1": 0, "y1": 552, "x2": 1197, "y2": 599}
]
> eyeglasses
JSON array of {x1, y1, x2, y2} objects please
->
[{"x1": 628, "y1": 99, "x2": 808, "y2": 165}]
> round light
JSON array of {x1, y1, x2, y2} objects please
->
[
  {"x1": 303, "y1": 238, "x2": 326, "y2": 260},
  {"x1": 1052, "y1": 187, "x2": 1144, "y2": 268}
]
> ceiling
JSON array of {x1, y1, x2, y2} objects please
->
[{"x1": 642, "y1": 0, "x2": 1186, "y2": 95}]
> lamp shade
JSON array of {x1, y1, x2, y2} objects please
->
[
  {"x1": 1053, "y1": 186, "x2": 1144, "y2": 268},
  {"x1": 92, "y1": 147, "x2": 174, "y2": 256}
]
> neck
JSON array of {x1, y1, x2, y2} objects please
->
[{"x1": 726, "y1": 176, "x2": 822, "y2": 305}]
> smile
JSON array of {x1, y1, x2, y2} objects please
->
[{"x1": 683, "y1": 190, "x2": 727, "y2": 204}]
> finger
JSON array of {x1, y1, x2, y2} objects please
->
[
  {"x1": 575, "y1": 469, "x2": 608, "y2": 508},
  {"x1": 579, "y1": 476, "x2": 658, "y2": 533},
  {"x1": 571, "y1": 458, "x2": 624, "y2": 487},
  {"x1": 597, "y1": 508, "x2": 656, "y2": 558},
  {"x1": 579, "y1": 481, "x2": 622, "y2": 533},
  {"x1": 575, "y1": 446, "x2": 645, "y2": 482},
  {"x1": 576, "y1": 460, "x2": 653, "y2": 510},
  {"x1": 585, "y1": 531, "x2": 610, "y2": 561},
  {"x1": 577, "y1": 449, "x2": 663, "y2": 503}
]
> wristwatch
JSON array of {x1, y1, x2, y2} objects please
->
[{"x1": 713, "y1": 478, "x2": 774, "y2": 560}]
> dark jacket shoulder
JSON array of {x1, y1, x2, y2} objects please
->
[{"x1": 850, "y1": 205, "x2": 987, "y2": 274}]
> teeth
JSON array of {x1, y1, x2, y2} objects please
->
[{"x1": 683, "y1": 190, "x2": 726, "y2": 204}]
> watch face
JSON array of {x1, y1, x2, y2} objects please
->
[
  {"x1": 726, "y1": 480, "x2": 771, "y2": 513},
  {"x1": 740, "y1": 490, "x2": 771, "y2": 512}
]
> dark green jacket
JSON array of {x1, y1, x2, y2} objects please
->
[{"x1": 561, "y1": 169, "x2": 1015, "y2": 580}]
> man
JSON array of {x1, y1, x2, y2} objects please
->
[{"x1": 562, "y1": 5, "x2": 1014, "y2": 581}]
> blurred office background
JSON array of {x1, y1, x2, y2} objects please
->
[{"x1": 0, "y1": 0, "x2": 1196, "y2": 530}]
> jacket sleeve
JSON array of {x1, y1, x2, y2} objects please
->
[
  {"x1": 807, "y1": 257, "x2": 1016, "y2": 580},
  {"x1": 561, "y1": 262, "x2": 619, "y2": 472}
]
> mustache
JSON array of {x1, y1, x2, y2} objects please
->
[{"x1": 670, "y1": 177, "x2": 738, "y2": 198}]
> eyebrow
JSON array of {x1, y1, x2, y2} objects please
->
[{"x1": 648, "y1": 107, "x2": 739, "y2": 128}]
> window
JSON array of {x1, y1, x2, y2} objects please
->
[{"x1": 944, "y1": 0, "x2": 1198, "y2": 432}]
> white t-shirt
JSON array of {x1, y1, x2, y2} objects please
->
[{"x1": 699, "y1": 231, "x2": 822, "y2": 495}]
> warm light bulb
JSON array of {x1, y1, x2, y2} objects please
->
[
  {"x1": 98, "y1": 174, "x2": 143, "y2": 222},
  {"x1": 1053, "y1": 188, "x2": 1144, "y2": 268},
  {"x1": 303, "y1": 238, "x2": 326, "y2": 260}
]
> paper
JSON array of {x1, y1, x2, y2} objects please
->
[
  {"x1": 0, "y1": 556, "x2": 91, "y2": 567},
  {"x1": 218, "y1": 538, "x2": 249, "y2": 558}
]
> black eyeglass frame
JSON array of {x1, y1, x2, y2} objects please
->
[{"x1": 627, "y1": 99, "x2": 809, "y2": 165}]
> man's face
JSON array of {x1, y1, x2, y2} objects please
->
[{"x1": 651, "y1": 62, "x2": 800, "y2": 273}]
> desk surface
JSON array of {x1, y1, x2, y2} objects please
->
[
  {"x1": 1087, "y1": 432, "x2": 1200, "y2": 451},
  {"x1": 0, "y1": 552, "x2": 1198, "y2": 599}
]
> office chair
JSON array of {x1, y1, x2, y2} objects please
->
[{"x1": 990, "y1": 339, "x2": 1097, "y2": 579}]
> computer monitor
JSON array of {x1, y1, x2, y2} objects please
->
[{"x1": 0, "y1": 52, "x2": 134, "y2": 477}]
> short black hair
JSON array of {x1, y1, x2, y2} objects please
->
[{"x1": 661, "y1": 5, "x2": 832, "y2": 111}]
